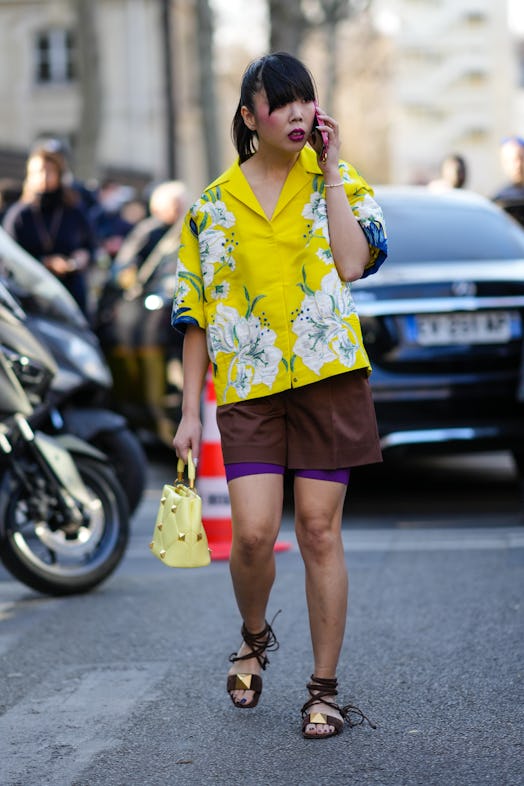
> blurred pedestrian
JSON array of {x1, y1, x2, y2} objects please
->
[
  {"x1": 492, "y1": 135, "x2": 524, "y2": 226},
  {"x1": 428, "y1": 153, "x2": 468, "y2": 192},
  {"x1": 172, "y1": 52, "x2": 387, "y2": 739},
  {"x1": 89, "y1": 179, "x2": 135, "y2": 261},
  {"x1": 95, "y1": 179, "x2": 187, "y2": 343},
  {"x1": 2, "y1": 145, "x2": 95, "y2": 315},
  {"x1": 29, "y1": 136, "x2": 98, "y2": 216},
  {"x1": 112, "y1": 179, "x2": 187, "y2": 290},
  {"x1": 0, "y1": 177, "x2": 22, "y2": 222}
]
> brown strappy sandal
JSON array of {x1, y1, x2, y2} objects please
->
[
  {"x1": 226, "y1": 616, "x2": 280, "y2": 709},
  {"x1": 301, "y1": 675, "x2": 376, "y2": 739}
]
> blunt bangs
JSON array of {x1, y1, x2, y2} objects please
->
[
  {"x1": 233, "y1": 52, "x2": 317, "y2": 162},
  {"x1": 241, "y1": 53, "x2": 316, "y2": 113},
  {"x1": 262, "y1": 56, "x2": 315, "y2": 111}
]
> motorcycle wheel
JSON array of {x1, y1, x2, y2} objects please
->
[
  {"x1": 0, "y1": 457, "x2": 129, "y2": 596},
  {"x1": 92, "y1": 427, "x2": 148, "y2": 515}
]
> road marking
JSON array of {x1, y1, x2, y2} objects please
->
[
  {"x1": 0, "y1": 662, "x2": 169, "y2": 785},
  {"x1": 124, "y1": 525, "x2": 524, "y2": 559},
  {"x1": 341, "y1": 526, "x2": 524, "y2": 551}
]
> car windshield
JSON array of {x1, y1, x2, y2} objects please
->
[{"x1": 376, "y1": 194, "x2": 524, "y2": 264}]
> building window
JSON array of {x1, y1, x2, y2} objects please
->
[
  {"x1": 464, "y1": 12, "x2": 486, "y2": 26},
  {"x1": 34, "y1": 29, "x2": 75, "y2": 84},
  {"x1": 464, "y1": 69, "x2": 487, "y2": 86}
]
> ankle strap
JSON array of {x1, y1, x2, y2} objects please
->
[
  {"x1": 307, "y1": 674, "x2": 338, "y2": 695},
  {"x1": 229, "y1": 610, "x2": 281, "y2": 669},
  {"x1": 303, "y1": 674, "x2": 377, "y2": 729}
]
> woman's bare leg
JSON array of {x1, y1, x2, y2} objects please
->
[
  {"x1": 294, "y1": 475, "x2": 348, "y2": 735},
  {"x1": 227, "y1": 473, "x2": 284, "y2": 705}
]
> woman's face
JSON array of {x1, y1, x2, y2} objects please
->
[
  {"x1": 501, "y1": 141, "x2": 524, "y2": 185},
  {"x1": 243, "y1": 90, "x2": 316, "y2": 156},
  {"x1": 26, "y1": 155, "x2": 61, "y2": 193}
]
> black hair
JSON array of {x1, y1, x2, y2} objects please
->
[
  {"x1": 232, "y1": 52, "x2": 317, "y2": 163},
  {"x1": 441, "y1": 153, "x2": 467, "y2": 188}
]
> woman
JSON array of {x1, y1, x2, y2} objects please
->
[
  {"x1": 172, "y1": 52, "x2": 387, "y2": 739},
  {"x1": 2, "y1": 145, "x2": 95, "y2": 314}
]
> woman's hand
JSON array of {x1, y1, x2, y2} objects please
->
[
  {"x1": 172, "y1": 413, "x2": 202, "y2": 465},
  {"x1": 310, "y1": 105, "x2": 341, "y2": 180},
  {"x1": 43, "y1": 250, "x2": 89, "y2": 275},
  {"x1": 43, "y1": 254, "x2": 72, "y2": 276},
  {"x1": 311, "y1": 106, "x2": 370, "y2": 281}
]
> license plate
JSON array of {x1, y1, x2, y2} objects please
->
[{"x1": 415, "y1": 311, "x2": 516, "y2": 346}]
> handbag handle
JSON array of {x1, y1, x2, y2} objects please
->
[{"x1": 177, "y1": 449, "x2": 196, "y2": 488}]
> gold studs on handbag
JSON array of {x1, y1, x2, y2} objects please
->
[{"x1": 149, "y1": 449, "x2": 211, "y2": 568}]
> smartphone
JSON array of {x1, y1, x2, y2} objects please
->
[{"x1": 312, "y1": 102, "x2": 329, "y2": 163}]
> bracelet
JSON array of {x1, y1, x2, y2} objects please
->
[{"x1": 325, "y1": 181, "x2": 345, "y2": 189}]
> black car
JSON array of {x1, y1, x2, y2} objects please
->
[{"x1": 352, "y1": 186, "x2": 524, "y2": 480}]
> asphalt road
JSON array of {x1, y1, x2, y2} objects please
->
[{"x1": 0, "y1": 450, "x2": 523, "y2": 786}]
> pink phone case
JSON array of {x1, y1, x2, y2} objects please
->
[{"x1": 314, "y1": 102, "x2": 329, "y2": 163}]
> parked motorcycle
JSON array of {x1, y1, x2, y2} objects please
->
[
  {"x1": 0, "y1": 227, "x2": 147, "y2": 514},
  {"x1": 0, "y1": 282, "x2": 129, "y2": 595}
]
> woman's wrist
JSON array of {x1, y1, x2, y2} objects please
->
[{"x1": 323, "y1": 168, "x2": 343, "y2": 188}]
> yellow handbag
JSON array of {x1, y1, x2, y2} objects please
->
[{"x1": 149, "y1": 451, "x2": 211, "y2": 568}]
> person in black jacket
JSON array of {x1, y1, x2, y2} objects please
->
[{"x1": 2, "y1": 145, "x2": 95, "y2": 315}]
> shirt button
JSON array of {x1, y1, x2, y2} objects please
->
[{"x1": 293, "y1": 377, "x2": 298, "y2": 383}]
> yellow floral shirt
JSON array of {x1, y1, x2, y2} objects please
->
[{"x1": 172, "y1": 147, "x2": 387, "y2": 405}]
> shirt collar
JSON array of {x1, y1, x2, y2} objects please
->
[{"x1": 210, "y1": 147, "x2": 323, "y2": 220}]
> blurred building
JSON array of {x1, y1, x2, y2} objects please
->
[
  {"x1": 0, "y1": 0, "x2": 522, "y2": 199},
  {"x1": 371, "y1": 0, "x2": 519, "y2": 194},
  {"x1": 0, "y1": 0, "x2": 208, "y2": 199}
]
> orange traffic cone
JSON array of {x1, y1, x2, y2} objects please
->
[
  {"x1": 198, "y1": 369, "x2": 292, "y2": 560},
  {"x1": 198, "y1": 370, "x2": 232, "y2": 560}
]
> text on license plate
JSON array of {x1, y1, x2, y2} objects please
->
[{"x1": 415, "y1": 311, "x2": 517, "y2": 346}]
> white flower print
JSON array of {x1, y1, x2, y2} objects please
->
[
  {"x1": 207, "y1": 303, "x2": 282, "y2": 400},
  {"x1": 353, "y1": 193, "x2": 380, "y2": 225},
  {"x1": 200, "y1": 199, "x2": 236, "y2": 228},
  {"x1": 175, "y1": 277, "x2": 190, "y2": 302},
  {"x1": 196, "y1": 199, "x2": 238, "y2": 289},
  {"x1": 302, "y1": 190, "x2": 330, "y2": 243},
  {"x1": 316, "y1": 247, "x2": 333, "y2": 265},
  {"x1": 174, "y1": 259, "x2": 190, "y2": 297},
  {"x1": 292, "y1": 268, "x2": 359, "y2": 374},
  {"x1": 210, "y1": 281, "x2": 230, "y2": 300},
  {"x1": 198, "y1": 227, "x2": 233, "y2": 286},
  {"x1": 173, "y1": 259, "x2": 195, "y2": 308}
]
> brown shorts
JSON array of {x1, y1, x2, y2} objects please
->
[{"x1": 216, "y1": 370, "x2": 382, "y2": 470}]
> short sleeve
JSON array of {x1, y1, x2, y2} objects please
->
[
  {"x1": 171, "y1": 209, "x2": 206, "y2": 334},
  {"x1": 340, "y1": 162, "x2": 388, "y2": 278}
]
